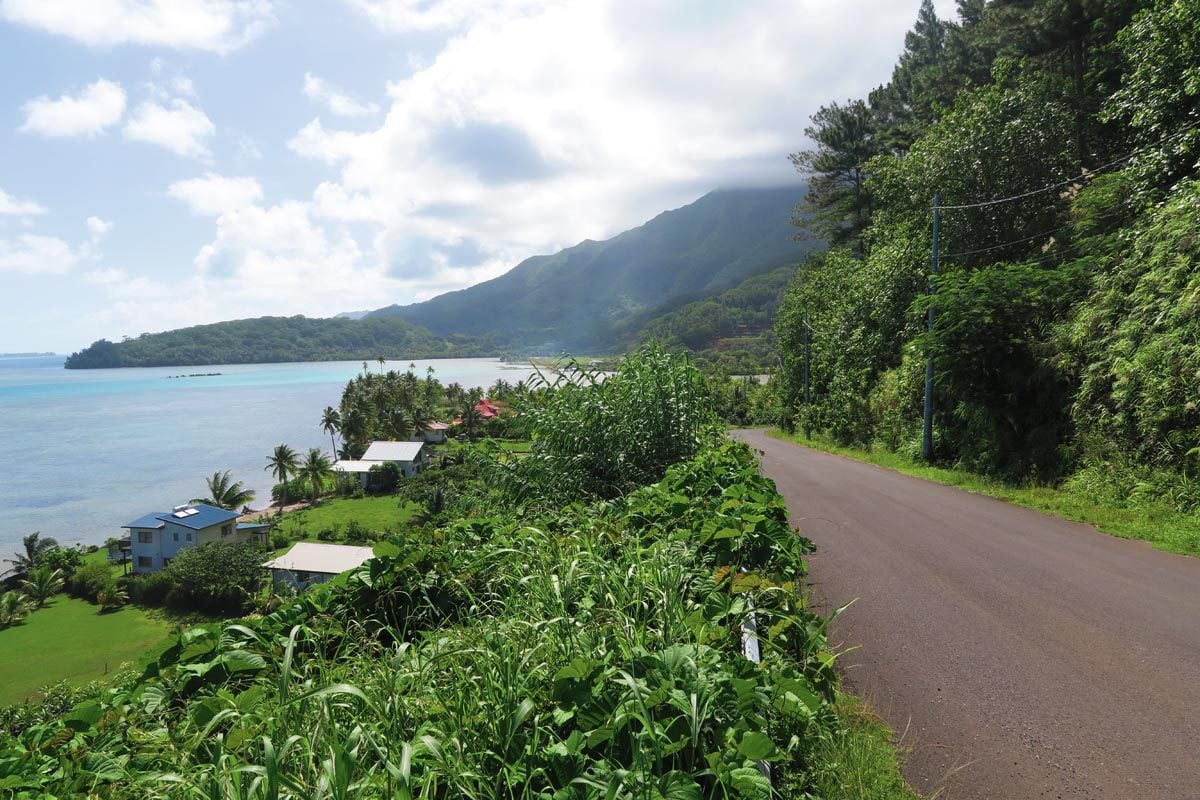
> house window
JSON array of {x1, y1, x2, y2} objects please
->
[
  {"x1": 221, "y1": 523, "x2": 233, "y2": 537},
  {"x1": 173, "y1": 531, "x2": 179, "y2": 542},
  {"x1": 137, "y1": 556, "x2": 153, "y2": 568},
  {"x1": 137, "y1": 530, "x2": 153, "y2": 544},
  {"x1": 186, "y1": 532, "x2": 193, "y2": 542}
]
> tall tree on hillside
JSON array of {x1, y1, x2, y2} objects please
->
[
  {"x1": 459, "y1": 401, "x2": 482, "y2": 440},
  {"x1": 382, "y1": 408, "x2": 413, "y2": 441},
  {"x1": 192, "y1": 470, "x2": 257, "y2": 511},
  {"x1": 881, "y1": 0, "x2": 949, "y2": 152},
  {"x1": 320, "y1": 406, "x2": 341, "y2": 458},
  {"x1": 340, "y1": 406, "x2": 371, "y2": 458},
  {"x1": 299, "y1": 449, "x2": 335, "y2": 506},
  {"x1": 265, "y1": 444, "x2": 300, "y2": 516},
  {"x1": 790, "y1": 99, "x2": 882, "y2": 252}
]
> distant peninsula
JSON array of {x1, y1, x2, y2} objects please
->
[
  {"x1": 0, "y1": 352, "x2": 57, "y2": 358},
  {"x1": 64, "y1": 315, "x2": 497, "y2": 369}
]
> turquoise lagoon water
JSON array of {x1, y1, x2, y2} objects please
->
[{"x1": 0, "y1": 356, "x2": 535, "y2": 555}]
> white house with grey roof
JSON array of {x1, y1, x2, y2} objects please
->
[
  {"x1": 334, "y1": 440, "x2": 429, "y2": 486},
  {"x1": 263, "y1": 542, "x2": 375, "y2": 590},
  {"x1": 123, "y1": 503, "x2": 270, "y2": 574}
]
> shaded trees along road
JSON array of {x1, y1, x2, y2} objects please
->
[{"x1": 733, "y1": 430, "x2": 1200, "y2": 800}]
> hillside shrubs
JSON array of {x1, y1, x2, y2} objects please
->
[
  {"x1": 0, "y1": 439, "x2": 843, "y2": 797},
  {"x1": 502, "y1": 343, "x2": 718, "y2": 501},
  {"x1": 162, "y1": 541, "x2": 267, "y2": 614},
  {"x1": 68, "y1": 562, "x2": 113, "y2": 603}
]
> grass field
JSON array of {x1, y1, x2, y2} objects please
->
[
  {"x1": 769, "y1": 429, "x2": 1200, "y2": 557},
  {"x1": 0, "y1": 596, "x2": 172, "y2": 705},
  {"x1": 274, "y1": 495, "x2": 423, "y2": 540}
]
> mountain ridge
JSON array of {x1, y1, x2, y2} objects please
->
[{"x1": 368, "y1": 185, "x2": 812, "y2": 351}]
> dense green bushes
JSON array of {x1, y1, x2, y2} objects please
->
[
  {"x1": 500, "y1": 343, "x2": 718, "y2": 501},
  {"x1": 777, "y1": 0, "x2": 1200, "y2": 509},
  {"x1": 0, "y1": 438, "x2": 845, "y2": 798}
]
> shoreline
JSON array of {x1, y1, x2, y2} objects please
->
[{"x1": 4, "y1": 356, "x2": 535, "y2": 557}]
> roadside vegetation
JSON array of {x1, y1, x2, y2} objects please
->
[
  {"x1": 771, "y1": 429, "x2": 1200, "y2": 556},
  {"x1": 0, "y1": 345, "x2": 916, "y2": 798},
  {"x1": 770, "y1": 0, "x2": 1200, "y2": 543}
]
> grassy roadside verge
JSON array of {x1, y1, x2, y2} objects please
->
[
  {"x1": 768, "y1": 428, "x2": 1200, "y2": 556},
  {"x1": 811, "y1": 694, "x2": 923, "y2": 800}
]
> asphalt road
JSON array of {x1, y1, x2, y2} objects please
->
[{"x1": 732, "y1": 430, "x2": 1200, "y2": 800}]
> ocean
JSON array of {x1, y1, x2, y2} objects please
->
[{"x1": 0, "y1": 356, "x2": 536, "y2": 556}]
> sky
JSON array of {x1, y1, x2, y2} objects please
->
[{"x1": 0, "y1": 0, "x2": 959, "y2": 354}]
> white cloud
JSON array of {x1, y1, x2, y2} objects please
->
[
  {"x1": 19, "y1": 79, "x2": 126, "y2": 138},
  {"x1": 83, "y1": 266, "x2": 128, "y2": 284},
  {"x1": 303, "y1": 73, "x2": 380, "y2": 118},
  {"x1": 343, "y1": 0, "x2": 549, "y2": 33},
  {"x1": 0, "y1": 234, "x2": 79, "y2": 274},
  {"x1": 124, "y1": 99, "x2": 215, "y2": 158},
  {"x1": 0, "y1": 0, "x2": 275, "y2": 53},
  {"x1": 86, "y1": 216, "x2": 113, "y2": 239},
  {"x1": 284, "y1": 0, "x2": 965, "y2": 297},
  {"x1": 0, "y1": 188, "x2": 46, "y2": 216},
  {"x1": 168, "y1": 173, "x2": 263, "y2": 215}
]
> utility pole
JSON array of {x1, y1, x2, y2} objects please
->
[
  {"x1": 803, "y1": 316, "x2": 812, "y2": 440},
  {"x1": 922, "y1": 195, "x2": 941, "y2": 461}
]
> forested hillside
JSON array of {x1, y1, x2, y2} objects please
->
[
  {"x1": 64, "y1": 315, "x2": 494, "y2": 368},
  {"x1": 369, "y1": 186, "x2": 813, "y2": 351},
  {"x1": 778, "y1": 0, "x2": 1200, "y2": 510},
  {"x1": 610, "y1": 265, "x2": 795, "y2": 373}
]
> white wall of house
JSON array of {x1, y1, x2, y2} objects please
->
[{"x1": 131, "y1": 520, "x2": 258, "y2": 574}]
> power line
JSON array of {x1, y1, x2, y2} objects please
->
[
  {"x1": 938, "y1": 205, "x2": 1131, "y2": 260},
  {"x1": 936, "y1": 121, "x2": 1200, "y2": 211}
]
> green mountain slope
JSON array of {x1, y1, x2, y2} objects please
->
[
  {"x1": 368, "y1": 186, "x2": 812, "y2": 351},
  {"x1": 64, "y1": 315, "x2": 492, "y2": 369},
  {"x1": 619, "y1": 264, "x2": 796, "y2": 350}
]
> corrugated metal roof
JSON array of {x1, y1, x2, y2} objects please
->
[
  {"x1": 122, "y1": 512, "x2": 166, "y2": 529},
  {"x1": 122, "y1": 504, "x2": 238, "y2": 531},
  {"x1": 362, "y1": 441, "x2": 425, "y2": 462},
  {"x1": 262, "y1": 542, "x2": 375, "y2": 575}
]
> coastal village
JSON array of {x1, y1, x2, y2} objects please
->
[{"x1": 0, "y1": 375, "x2": 527, "y2": 706}]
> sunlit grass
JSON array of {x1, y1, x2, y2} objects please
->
[{"x1": 0, "y1": 595, "x2": 172, "y2": 704}]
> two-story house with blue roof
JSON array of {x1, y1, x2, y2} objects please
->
[{"x1": 123, "y1": 503, "x2": 270, "y2": 574}]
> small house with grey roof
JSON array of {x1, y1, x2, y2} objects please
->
[{"x1": 123, "y1": 503, "x2": 270, "y2": 574}]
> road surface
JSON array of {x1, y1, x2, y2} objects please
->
[{"x1": 732, "y1": 430, "x2": 1200, "y2": 800}]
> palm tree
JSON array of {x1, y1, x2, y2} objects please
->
[
  {"x1": 20, "y1": 566, "x2": 63, "y2": 608},
  {"x1": 3, "y1": 532, "x2": 58, "y2": 580},
  {"x1": 378, "y1": 356, "x2": 386, "y2": 376},
  {"x1": 382, "y1": 408, "x2": 412, "y2": 441},
  {"x1": 0, "y1": 591, "x2": 31, "y2": 628},
  {"x1": 192, "y1": 470, "x2": 257, "y2": 511},
  {"x1": 299, "y1": 448, "x2": 335, "y2": 506},
  {"x1": 321, "y1": 406, "x2": 341, "y2": 457},
  {"x1": 459, "y1": 401, "x2": 482, "y2": 441},
  {"x1": 265, "y1": 444, "x2": 301, "y2": 516}
]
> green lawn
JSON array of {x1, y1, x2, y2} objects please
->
[
  {"x1": 274, "y1": 495, "x2": 423, "y2": 540},
  {"x1": 768, "y1": 429, "x2": 1200, "y2": 556},
  {"x1": 0, "y1": 596, "x2": 172, "y2": 705}
]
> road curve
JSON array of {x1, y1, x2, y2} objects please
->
[{"x1": 732, "y1": 430, "x2": 1200, "y2": 800}]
